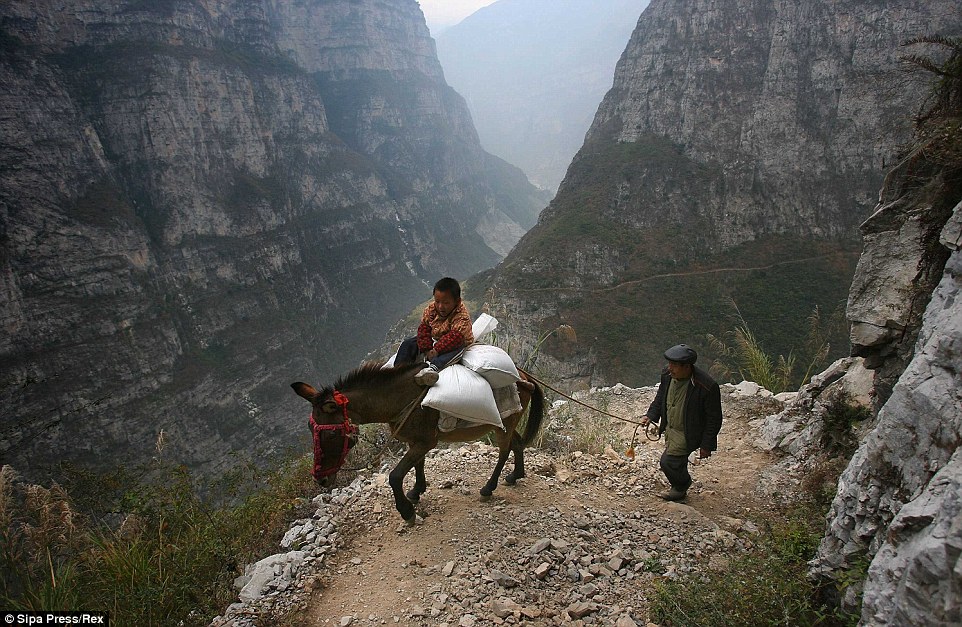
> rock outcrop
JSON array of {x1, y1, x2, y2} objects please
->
[
  {"x1": 0, "y1": 0, "x2": 546, "y2": 482},
  {"x1": 480, "y1": 0, "x2": 962, "y2": 388},
  {"x1": 847, "y1": 165, "x2": 959, "y2": 408},
  {"x1": 812, "y1": 198, "x2": 962, "y2": 624},
  {"x1": 807, "y1": 30, "x2": 962, "y2": 621}
]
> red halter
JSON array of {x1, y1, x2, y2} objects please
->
[{"x1": 308, "y1": 390, "x2": 358, "y2": 481}]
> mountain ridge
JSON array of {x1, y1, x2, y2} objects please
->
[
  {"x1": 0, "y1": 0, "x2": 546, "y2": 483},
  {"x1": 480, "y1": 0, "x2": 961, "y2": 388}
]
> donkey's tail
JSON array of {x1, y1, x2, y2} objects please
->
[{"x1": 520, "y1": 380, "x2": 544, "y2": 448}]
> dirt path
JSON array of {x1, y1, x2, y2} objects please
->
[
  {"x1": 523, "y1": 251, "x2": 859, "y2": 294},
  {"x1": 295, "y1": 389, "x2": 781, "y2": 626}
]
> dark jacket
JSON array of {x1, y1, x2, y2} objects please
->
[{"x1": 645, "y1": 365, "x2": 723, "y2": 454}]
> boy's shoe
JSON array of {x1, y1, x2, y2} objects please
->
[
  {"x1": 659, "y1": 488, "x2": 687, "y2": 502},
  {"x1": 415, "y1": 366, "x2": 439, "y2": 386}
]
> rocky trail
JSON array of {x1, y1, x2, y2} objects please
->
[{"x1": 212, "y1": 383, "x2": 798, "y2": 627}]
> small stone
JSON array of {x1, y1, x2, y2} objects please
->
[
  {"x1": 529, "y1": 538, "x2": 552, "y2": 554},
  {"x1": 534, "y1": 562, "x2": 552, "y2": 580},
  {"x1": 442, "y1": 561, "x2": 456, "y2": 576},
  {"x1": 491, "y1": 598, "x2": 522, "y2": 619},
  {"x1": 488, "y1": 568, "x2": 519, "y2": 588},
  {"x1": 566, "y1": 601, "x2": 599, "y2": 619},
  {"x1": 340, "y1": 617, "x2": 353, "y2": 626}
]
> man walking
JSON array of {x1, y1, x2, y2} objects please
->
[{"x1": 641, "y1": 344, "x2": 723, "y2": 501}]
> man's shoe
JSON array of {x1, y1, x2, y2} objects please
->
[
  {"x1": 659, "y1": 488, "x2": 687, "y2": 502},
  {"x1": 415, "y1": 367, "x2": 439, "y2": 386}
]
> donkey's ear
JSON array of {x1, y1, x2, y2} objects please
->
[
  {"x1": 291, "y1": 382, "x2": 319, "y2": 401},
  {"x1": 320, "y1": 400, "x2": 339, "y2": 414}
]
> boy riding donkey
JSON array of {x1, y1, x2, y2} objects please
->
[{"x1": 396, "y1": 277, "x2": 474, "y2": 385}]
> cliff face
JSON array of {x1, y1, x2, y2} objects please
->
[
  {"x1": 482, "y1": 0, "x2": 961, "y2": 388},
  {"x1": 811, "y1": 36, "x2": 962, "y2": 619},
  {"x1": 813, "y1": 198, "x2": 961, "y2": 624},
  {"x1": 0, "y1": 0, "x2": 546, "y2": 481}
]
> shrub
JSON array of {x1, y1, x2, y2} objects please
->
[
  {"x1": 708, "y1": 300, "x2": 835, "y2": 393},
  {"x1": 649, "y1": 507, "x2": 859, "y2": 626},
  {"x1": 1, "y1": 453, "x2": 318, "y2": 626},
  {"x1": 819, "y1": 390, "x2": 872, "y2": 457}
]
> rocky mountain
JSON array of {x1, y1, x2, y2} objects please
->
[
  {"x1": 480, "y1": 0, "x2": 962, "y2": 389},
  {"x1": 811, "y1": 39, "x2": 962, "y2": 622},
  {"x1": 0, "y1": 0, "x2": 547, "y2": 482},
  {"x1": 435, "y1": 0, "x2": 650, "y2": 192},
  {"x1": 734, "y1": 33, "x2": 961, "y2": 623}
]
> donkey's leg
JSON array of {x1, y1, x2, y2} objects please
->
[
  {"x1": 389, "y1": 448, "x2": 428, "y2": 523},
  {"x1": 406, "y1": 457, "x2": 428, "y2": 503},
  {"x1": 504, "y1": 432, "x2": 527, "y2": 485},
  {"x1": 481, "y1": 435, "x2": 512, "y2": 498}
]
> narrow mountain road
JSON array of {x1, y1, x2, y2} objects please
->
[
  {"x1": 292, "y1": 387, "x2": 784, "y2": 626},
  {"x1": 522, "y1": 251, "x2": 860, "y2": 294}
]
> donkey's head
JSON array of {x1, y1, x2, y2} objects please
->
[{"x1": 291, "y1": 382, "x2": 357, "y2": 487}]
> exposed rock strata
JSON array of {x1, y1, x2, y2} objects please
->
[
  {"x1": 0, "y1": 0, "x2": 545, "y2": 482},
  {"x1": 482, "y1": 0, "x2": 961, "y2": 388},
  {"x1": 813, "y1": 199, "x2": 962, "y2": 624},
  {"x1": 847, "y1": 171, "x2": 958, "y2": 408}
]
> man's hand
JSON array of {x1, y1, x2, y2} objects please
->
[
  {"x1": 426, "y1": 349, "x2": 438, "y2": 360},
  {"x1": 641, "y1": 416, "x2": 650, "y2": 427},
  {"x1": 699, "y1": 448, "x2": 711, "y2": 459}
]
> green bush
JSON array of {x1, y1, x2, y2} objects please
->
[
  {"x1": 708, "y1": 299, "x2": 837, "y2": 393},
  {"x1": 1, "y1": 454, "x2": 318, "y2": 626},
  {"x1": 820, "y1": 390, "x2": 872, "y2": 456},
  {"x1": 649, "y1": 507, "x2": 859, "y2": 626}
]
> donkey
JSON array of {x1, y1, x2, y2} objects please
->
[{"x1": 292, "y1": 360, "x2": 544, "y2": 523}]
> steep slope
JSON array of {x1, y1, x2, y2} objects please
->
[
  {"x1": 0, "y1": 0, "x2": 546, "y2": 482},
  {"x1": 482, "y1": 0, "x2": 961, "y2": 388},
  {"x1": 435, "y1": 0, "x2": 649, "y2": 191}
]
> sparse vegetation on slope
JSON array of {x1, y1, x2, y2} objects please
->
[{"x1": 1, "y1": 453, "x2": 318, "y2": 626}]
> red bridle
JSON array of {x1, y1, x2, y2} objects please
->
[{"x1": 308, "y1": 390, "x2": 358, "y2": 481}]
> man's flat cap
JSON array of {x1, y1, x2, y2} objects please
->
[{"x1": 664, "y1": 344, "x2": 697, "y2": 364}]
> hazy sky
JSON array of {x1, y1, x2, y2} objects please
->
[{"x1": 419, "y1": 0, "x2": 499, "y2": 34}]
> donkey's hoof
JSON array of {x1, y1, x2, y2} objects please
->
[
  {"x1": 479, "y1": 486, "x2": 493, "y2": 500},
  {"x1": 397, "y1": 514, "x2": 423, "y2": 531},
  {"x1": 504, "y1": 475, "x2": 517, "y2": 486}
]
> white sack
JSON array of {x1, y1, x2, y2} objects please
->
[
  {"x1": 472, "y1": 313, "x2": 499, "y2": 341},
  {"x1": 422, "y1": 364, "x2": 503, "y2": 429},
  {"x1": 461, "y1": 344, "x2": 521, "y2": 388}
]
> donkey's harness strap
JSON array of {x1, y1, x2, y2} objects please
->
[
  {"x1": 309, "y1": 390, "x2": 358, "y2": 480},
  {"x1": 390, "y1": 388, "x2": 429, "y2": 437}
]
